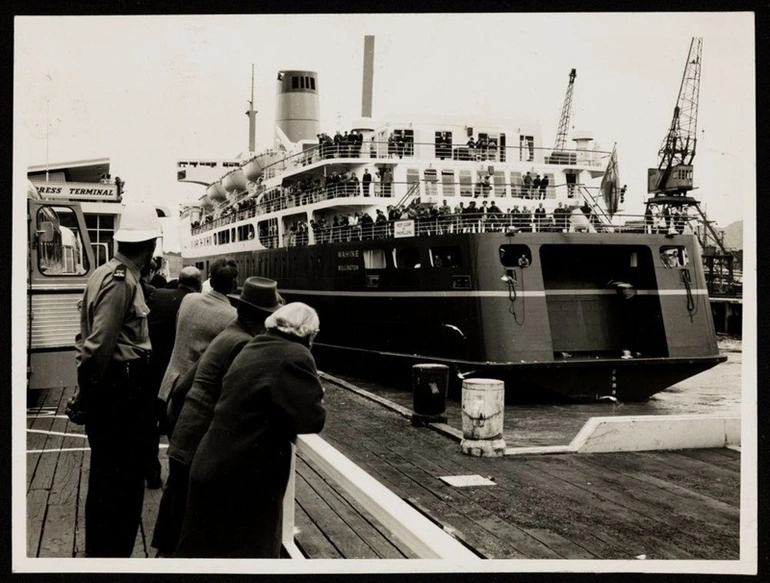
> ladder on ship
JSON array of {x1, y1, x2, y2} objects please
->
[{"x1": 577, "y1": 185, "x2": 615, "y2": 233}]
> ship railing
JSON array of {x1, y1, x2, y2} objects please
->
[
  {"x1": 281, "y1": 436, "x2": 481, "y2": 559},
  {"x1": 255, "y1": 139, "x2": 611, "y2": 177},
  {"x1": 281, "y1": 211, "x2": 673, "y2": 247}
]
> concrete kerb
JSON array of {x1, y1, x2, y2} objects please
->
[{"x1": 319, "y1": 372, "x2": 741, "y2": 454}]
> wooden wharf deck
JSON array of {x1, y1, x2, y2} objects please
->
[{"x1": 25, "y1": 380, "x2": 741, "y2": 561}]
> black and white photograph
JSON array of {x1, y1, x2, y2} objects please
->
[{"x1": 13, "y1": 11, "x2": 757, "y2": 576}]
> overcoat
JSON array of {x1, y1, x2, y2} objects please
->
[
  {"x1": 174, "y1": 330, "x2": 326, "y2": 558},
  {"x1": 157, "y1": 290, "x2": 236, "y2": 401}
]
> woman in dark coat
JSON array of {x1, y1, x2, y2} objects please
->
[{"x1": 174, "y1": 302, "x2": 326, "y2": 558}]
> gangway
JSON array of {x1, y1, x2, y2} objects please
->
[{"x1": 576, "y1": 184, "x2": 615, "y2": 233}]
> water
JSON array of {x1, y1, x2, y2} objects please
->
[{"x1": 323, "y1": 337, "x2": 743, "y2": 447}]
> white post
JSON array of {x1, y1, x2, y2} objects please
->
[
  {"x1": 281, "y1": 442, "x2": 304, "y2": 558},
  {"x1": 461, "y1": 378, "x2": 506, "y2": 457}
]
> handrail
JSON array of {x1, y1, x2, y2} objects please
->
[
  {"x1": 193, "y1": 208, "x2": 701, "y2": 246},
  {"x1": 250, "y1": 138, "x2": 612, "y2": 176},
  {"x1": 282, "y1": 434, "x2": 481, "y2": 560}
]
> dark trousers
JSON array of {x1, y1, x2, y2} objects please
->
[
  {"x1": 84, "y1": 365, "x2": 153, "y2": 557},
  {"x1": 85, "y1": 429, "x2": 146, "y2": 557},
  {"x1": 152, "y1": 458, "x2": 190, "y2": 555}
]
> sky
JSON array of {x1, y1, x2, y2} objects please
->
[{"x1": 14, "y1": 12, "x2": 756, "y2": 252}]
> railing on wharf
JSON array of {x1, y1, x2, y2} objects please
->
[{"x1": 281, "y1": 434, "x2": 481, "y2": 560}]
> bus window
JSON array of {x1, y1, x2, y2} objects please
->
[{"x1": 36, "y1": 206, "x2": 89, "y2": 276}]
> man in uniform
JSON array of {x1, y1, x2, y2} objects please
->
[{"x1": 74, "y1": 202, "x2": 162, "y2": 557}]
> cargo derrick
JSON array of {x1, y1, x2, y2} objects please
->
[{"x1": 645, "y1": 37, "x2": 738, "y2": 297}]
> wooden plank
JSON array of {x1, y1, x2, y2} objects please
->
[
  {"x1": 323, "y1": 388, "x2": 607, "y2": 560},
  {"x1": 296, "y1": 456, "x2": 410, "y2": 559},
  {"x1": 26, "y1": 489, "x2": 47, "y2": 558},
  {"x1": 339, "y1": 414, "x2": 595, "y2": 560},
  {"x1": 555, "y1": 454, "x2": 739, "y2": 535},
  {"x1": 527, "y1": 456, "x2": 732, "y2": 558},
  {"x1": 25, "y1": 389, "x2": 63, "y2": 489},
  {"x1": 74, "y1": 450, "x2": 89, "y2": 557},
  {"x1": 38, "y1": 448, "x2": 82, "y2": 557},
  {"x1": 579, "y1": 452, "x2": 740, "y2": 520},
  {"x1": 508, "y1": 459, "x2": 698, "y2": 560},
  {"x1": 29, "y1": 417, "x2": 69, "y2": 493},
  {"x1": 676, "y1": 447, "x2": 741, "y2": 468},
  {"x1": 351, "y1": 457, "x2": 505, "y2": 559},
  {"x1": 293, "y1": 471, "x2": 378, "y2": 558},
  {"x1": 517, "y1": 527, "x2": 599, "y2": 560},
  {"x1": 314, "y1": 382, "x2": 739, "y2": 561},
  {"x1": 601, "y1": 450, "x2": 741, "y2": 506},
  {"x1": 293, "y1": 502, "x2": 342, "y2": 559}
]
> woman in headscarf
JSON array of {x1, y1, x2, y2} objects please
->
[{"x1": 174, "y1": 302, "x2": 326, "y2": 558}]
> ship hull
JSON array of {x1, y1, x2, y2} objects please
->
[
  {"x1": 184, "y1": 230, "x2": 725, "y2": 402},
  {"x1": 312, "y1": 343, "x2": 724, "y2": 402}
]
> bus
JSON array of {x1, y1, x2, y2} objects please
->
[{"x1": 27, "y1": 182, "x2": 95, "y2": 393}]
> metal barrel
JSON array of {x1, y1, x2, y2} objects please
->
[{"x1": 411, "y1": 364, "x2": 449, "y2": 426}]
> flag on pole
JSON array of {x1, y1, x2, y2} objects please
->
[{"x1": 600, "y1": 144, "x2": 619, "y2": 216}]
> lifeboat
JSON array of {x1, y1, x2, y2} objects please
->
[
  {"x1": 242, "y1": 151, "x2": 282, "y2": 181},
  {"x1": 198, "y1": 194, "x2": 213, "y2": 211},
  {"x1": 222, "y1": 168, "x2": 248, "y2": 194},
  {"x1": 206, "y1": 182, "x2": 228, "y2": 203}
]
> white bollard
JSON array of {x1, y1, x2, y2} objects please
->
[{"x1": 461, "y1": 378, "x2": 506, "y2": 457}]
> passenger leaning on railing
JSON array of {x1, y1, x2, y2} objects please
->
[{"x1": 174, "y1": 303, "x2": 325, "y2": 559}]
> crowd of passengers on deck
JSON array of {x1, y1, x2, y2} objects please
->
[{"x1": 272, "y1": 199, "x2": 613, "y2": 248}]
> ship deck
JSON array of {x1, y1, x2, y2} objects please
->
[{"x1": 26, "y1": 381, "x2": 740, "y2": 561}]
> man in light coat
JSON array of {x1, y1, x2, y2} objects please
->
[{"x1": 157, "y1": 258, "x2": 238, "y2": 404}]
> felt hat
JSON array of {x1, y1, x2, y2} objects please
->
[{"x1": 228, "y1": 277, "x2": 283, "y2": 312}]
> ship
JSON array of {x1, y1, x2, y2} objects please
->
[{"x1": 177, "y1": 38, "x2": 725, "y2": 402}]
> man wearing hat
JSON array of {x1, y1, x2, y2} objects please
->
[
  {"x1": 151, "y1": 277, "x2": 283, "y2": 557},
  {"x1": 73, "y1": 202, "x2": 161, "y2": 557}
]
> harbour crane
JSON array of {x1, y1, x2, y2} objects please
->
[
  {"x1": 647, "y1": 38, "x2": 703, "y2": 196},
  {"x1": 550, "y1": 68, "x2": 577, "y2": 163},
  {"x1": 645, "y1": 37, "x2": 738, "y2": 297}
]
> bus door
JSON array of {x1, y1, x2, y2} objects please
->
[{"x1": 27, "y1": 200, "x2": 95, "y2": 391}]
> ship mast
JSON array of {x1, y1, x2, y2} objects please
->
[
  {"x1": 361, "y1": 35, "x2": 375, "y2": 118},
  {"x1": 246, "y1": 64, "x2": 257, "y2": 153}
]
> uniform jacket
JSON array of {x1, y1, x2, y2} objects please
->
[
  {"x1": 76, "y1": 252, "x2": 150, "y2": 385},
  {"x1": 158, "y1": 290, "x2": 236, "y2": 401},
  {"x1": 174, "y1": 331, "x2": 326, "y2": 558}
]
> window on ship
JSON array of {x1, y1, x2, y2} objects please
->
[
  {"x1": 435, "y1": 131, "x2": 452, "y2": 159},
  {"x1": 459, "y1": 170, "x2": 472, "y2": 196},
  {"x1": 659, "y1": 245, "x2": 689, "y2": 268},
  {"x1": 510, "y1": 172, "x2": 523, "y2": 198},
  {"x1": 441, "y1": 170, "x2": 455, "y2": 197},
  {"x1": 393, "y1": 129, "x2": 415, "y2": 157},
  {"x1": 363, "y1": 249, "x2": 386, "y2": 269},
  {"x1": 258, "y1": 218, "x2": 278, "y2": 249},
  {"x1": 406, "y1": 168, "x2": 420, "y2": 199},
  {"x1": 519, "y1": 135, "x2": 535, "y2": 162},
  {"x1": 493, "y1": 171, "x2": 506, "y2": 198},
  {"x1": 392, "y1": 247, "x2": 421, "y2": 269},
  {"x1": 499, "y1": 244, "x2": 532, "y2": 268},
  {"x1": 430, "y1": 246, "x2": 462, "y2": 268},
  {"x1": 424, "y1": 169, "x2": 438, "y2": 198}
]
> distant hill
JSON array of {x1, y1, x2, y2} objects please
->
[{"x1": 720, "y1": 221, "x2": 743, "y2": 251}]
